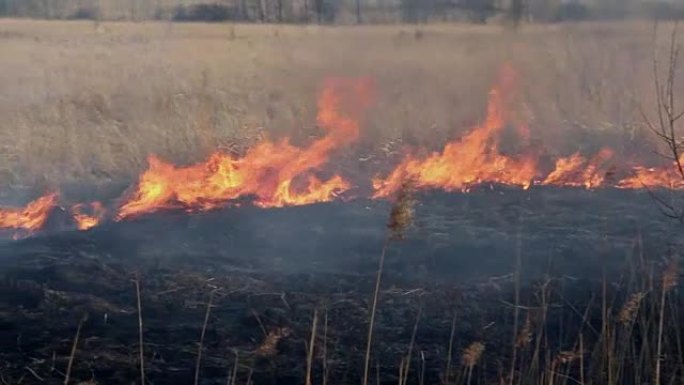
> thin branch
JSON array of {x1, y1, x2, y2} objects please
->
[
  {"x1": 644, "y1": 186, "x2": 683, "y2": 221},
  {"x1": 673, "y1": 109, "x2": 684, "y2": 122},
  {"x1": 23, "y1": 367, "x2": 43, "y2": 382},
  {"x1": 653, "y1": 23, "x2": 668, "y2": 143},
  {"x1": 648, "y1": 21, "x2": 684, "y2": 219}
]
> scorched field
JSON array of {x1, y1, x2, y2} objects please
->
[{"x1": 0, "y1": 19, "x2": 682, "y2": 385}]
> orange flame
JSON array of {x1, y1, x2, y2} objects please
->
[
  {"x1": 618, "y1": 161, "x2": 684, "y2": 190},
  {"x1": 373, "y1": 65, "x2": 538, "y2": 198},
  {"x1": 6, "y1": 70, "x2": 684, "y2": 238},
  {"x1": 116, "y1": 78, "x2": 373, "y2": 220},
  {"x1": 71, "y1": 202, "x2": 106, "y2": 231},
  {"x1": 0, "y1": 193, "x2": 58, "y2": 233},
  {"x1": 542, "y1": 148, "x2": 615, "y2": 189}
]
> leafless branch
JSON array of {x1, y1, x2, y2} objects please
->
[{"x1": 647, "y1": 21, "x2": 684, "y2": 220}]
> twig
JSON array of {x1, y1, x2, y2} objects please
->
[
  {"x1": 24, "y1": 367, "x2": 43, "y2": 382},
  {"x1": 250, "y1": 309, "x2": 268, "y2": 338}
]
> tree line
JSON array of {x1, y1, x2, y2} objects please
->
[{"x1": 0, "y1": 0, "x2": 682, "y2": 24}]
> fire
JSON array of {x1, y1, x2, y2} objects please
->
[
  {"x1": 116, "y1": 78, "x2": 373, "y2": 220},
  {"x1": 71, "y1": 202, "x2": 106, "y2": 231},
  {"x1": 0, "y1": 193, "x2": 58, "y2": 234},
  {"x1": 618, "y1": 163, "x2": 684, "y2": 190},
  {"x1": 373, "y1": 65, "x2": 538, "y2": 198},
  {"x1": 371, "y1": 63, "x2": 684, "y2": 197},
  {"x1": 542, "y1": 148, "x2": 615, "y2": 189},
  {"x1": 5, "y1": 69, "x2": 684, "y2": 239}
]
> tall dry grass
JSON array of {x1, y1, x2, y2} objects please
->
[{"x1": 0, "y1": 19, "x2": 682, "y2": 194}]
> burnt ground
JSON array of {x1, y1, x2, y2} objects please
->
[{"x1": 0, "y1": 186, "x2": 682, "y2": 384}]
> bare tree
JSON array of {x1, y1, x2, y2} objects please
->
[
  {"x1": 356, "y1": 0, "x2": 362, "y2": 23},
  {"x1": 303, "y1": 0, "x2": 309, "y2": 22},
  {"x1": 510, "y1": 0, "x2": 524, "y2": 26},
  {"x1": 315, "y1": 0, "x2": 322, "y2": 23},
  {"x1": 314, "y1": 0, "x2": 336, "y2": 24},
  {"x1": 258, "y1": 0, "x2": 266, "y2": 22},
  {"x1": 643, "y1": 22, "x2": 684, "y2": 219}
]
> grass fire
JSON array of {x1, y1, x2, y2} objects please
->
[
  {"x1": 1, "y1": 63, "x2": 683, "y2": 236},
  {"x1": 0, "y1": 7, "x2": 683, "y2": 385}
]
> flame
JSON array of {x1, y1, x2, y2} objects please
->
[
  {"x1": 618, "y1": 161, "x2": 684, "y2": 190},
  {"x1": 542, "y1": 148, "x2": 615, "y2": 189},
  {"x1": 372, "y1": 63, "x2": 684, "y2": 197},
  {"x1": 373, "y1": 65, "x2": 538, "y2": 198},
  {"x1": 0, "y1": 193, "x2": 58, "y2": 234},
  {"x1": 6, "y1": 70, "x2": 684, "y2": 238},
  {"x1": 116, "y1": 78, "x2": 373, "y2": 220},
  {"x1": 71, "y1": 202, "x2": 106, "y2": 230}
]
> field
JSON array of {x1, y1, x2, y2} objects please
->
[
  {"x1": 1, "y1": 19, "x2": 682, "y2": 191},
  {"x1": 0, "y1": 19, "x2": 683, "y2": 385}
]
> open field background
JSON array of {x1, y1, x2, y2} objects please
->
[
  {"x1": 1, "y1": 19, "x2": 683, "y2": 197},
  {"x1": 0, "y1": 18, "x2": 683, "y2": 385}
]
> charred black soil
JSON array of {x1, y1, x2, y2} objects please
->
[{"x1": 0, "y1": 187, "x2": 682, "y2": 384}]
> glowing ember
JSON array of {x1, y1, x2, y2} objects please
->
[
  {"x1": 0, "y1": 193, "x2": 58, "y2": 233},
  {"x1": 116, "y1": 78, "x2": 373, "y2": 220},
  {"x1": 373, "y1": 65, "x2": 538, "y2": 198},
  {"x1": 542, "y1": 148, "x2": 615, "y2": 189},
  {"x1": 71, "y1": 202, "x2": 106, "y2": 231}
]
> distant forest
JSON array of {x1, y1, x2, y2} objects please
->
[{"x1": 0, "y1": 0, "x2": 682, "y2": 24}]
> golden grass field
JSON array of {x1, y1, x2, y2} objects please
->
[{"x1": 0, "y1": 19, "x2": 682, "y2": 191}]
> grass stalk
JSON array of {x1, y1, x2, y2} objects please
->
[
  {"x1": 195, "y1": 289, "x2": 217, "y2": 385},
  {"x1": 362, "y1": 238, "x2": 389, "y2": 385},
  {"x1": 64, "y1": 315, "x2": 86, "y2": 385},
  {"x1": 306, "y1": 308, "x2": 318, "y2": 385},
  {"x1": 134, "y1": 275, "x2": 145, "y2": 385}
]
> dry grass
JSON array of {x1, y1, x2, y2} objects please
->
[{"x1": 0, "y1": 19, "x2": 682, "y2": 193}]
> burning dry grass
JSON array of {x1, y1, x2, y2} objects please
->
[
  {"x1": 3, "y1": 20, "x2": 684, "y2": 235},
  {"x1": 0, "y1": 19, "x2": 683, "y2": 385},
  {"x1": 0, "y1": 19, "x2": 682, "y2": 192}
]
